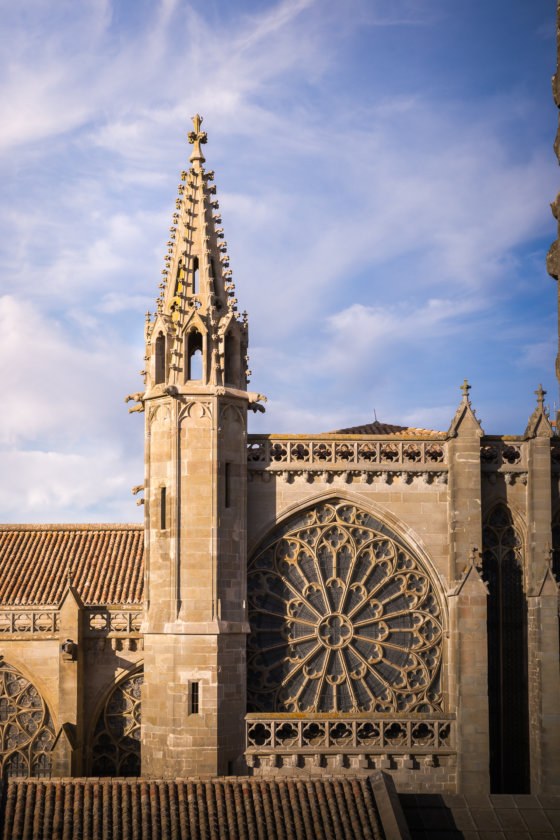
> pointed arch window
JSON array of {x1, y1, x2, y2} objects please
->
[
  {"x1": 0, "y1": 662, "x2": 54, "y2": 779},
  {"x1": 186, "y1": 329, "x2": 203, "y2": 382},
  {"x1": 154, "y1": 332, "x2": 166, "y2": 385},
  {"x1": 91, "y1": 670, "x2": 143, "y2": 777},
  {"x1": 482, "y1": 505, "x2": 529, "y2": 793}
]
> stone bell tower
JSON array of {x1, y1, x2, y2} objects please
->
[{"x1": 133, "y1": 116, "x2": 264, "y2": 777}]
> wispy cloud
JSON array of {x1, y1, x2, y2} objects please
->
[{"x1": 0, "y1": 0, "x2": 556, "y2": 519}]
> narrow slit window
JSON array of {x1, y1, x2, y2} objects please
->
[
  {"x1": 160, "y1": 487, "x2": 166, "y2": 530},
  {"x1": 192, "y1": 256, "x2": 199, "y2": 295},
  {"x1": 155, "y1": 333, "x2": 165, "y2": 384},
  {"x1": 190, "y1": 682, "x2": 199, "y2": 715},
  {"x1": 225, "y1": 463, "x2": 232, "y2": 509}
]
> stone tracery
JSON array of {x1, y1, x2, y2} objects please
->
[
  {"x1": 91, "y1": 671, "x2": 143, "y2": 776},
  {"x1": 247, "y1": 500, "x2": 443, "y2": 714},
  {"x1": 0, "y1": 661, "x2": 54, "y2": 779}
]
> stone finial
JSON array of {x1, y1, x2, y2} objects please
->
[
  {"x1": 461, "y1": 379, "x2": 471, "y2": 404},
  {"x1": 188, "y1": 114, "x2": 207, "y2": 165},
  {"x1": 535, "y1": 383, "x2": 547, "y2": 410}
]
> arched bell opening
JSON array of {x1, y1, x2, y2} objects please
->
[
  {"x1": 482, "y1": 504, "x2": 529, "y2": 793},
  {"x1": 185, "y1": 329, "x2": 204, "y2": 382}
]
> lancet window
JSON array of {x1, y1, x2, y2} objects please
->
[
  {"x1": 186, "y1": 329, "x2": 203, "y2": 381},
  {"x1": 0, "y1": 661, "x2": 54, "y2": 779},
  {"x1": 482, "y1": 505, "x2": 529, "y2": 793},
  {"x1": 247, "y1": 500, "x2": 443, "y2": 715},
  {"x1": 91, "y1": 670, "x2": 143, "y2": 777}
]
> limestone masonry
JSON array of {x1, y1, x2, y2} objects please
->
[{"x1": 1, "y1": 21, "x2": 560, "y2": 802}]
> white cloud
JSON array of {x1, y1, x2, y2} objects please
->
[{"x1": 0, "y1": 0, "x2": 556, "y2": 519}]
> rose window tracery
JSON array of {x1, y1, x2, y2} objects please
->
[
  {"x1": 91, "y1": 671, "x2": 143, "y2": 776},
  {"x1": 247, "y1": 501, "x2": 443, "y2": 714},
  {"x1": 0, "y1": 661, "x2": 54, "y2": 778}
]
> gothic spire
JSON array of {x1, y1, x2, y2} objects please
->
[{"x1": 143, "y1": 115, "x2": 250, "y2": 392}]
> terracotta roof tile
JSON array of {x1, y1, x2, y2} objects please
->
[
  {"x1": 0, "y1": 524, "x2": 144, "y2": 606},
  {"x1": 0, "y1": 777, "x2": 385, "y2": 840},
  {"x1": 329, "y1": 420, "x2": 443, "y2": 436}
]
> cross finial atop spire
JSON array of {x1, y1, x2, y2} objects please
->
[
  {"x1": 188, "y1": 113, "x2": 207, "y2": 166},
  {"x1": 535, "y1": 383, "x2": 547, "y2": 410},
  {"x1": 461, "y1": 378, "x2": 471, "y2": 403}
]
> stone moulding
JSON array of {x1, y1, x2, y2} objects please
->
[{"x1": 248, "y1": 468, "x2": 448, "y2": 485}]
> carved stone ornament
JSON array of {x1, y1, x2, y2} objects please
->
[{"x1": 247, "y1": 500, "x2": 443, "y2": 714}]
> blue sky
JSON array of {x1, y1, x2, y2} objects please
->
[{"x1": 0, "y1": 0, "x2": 557, "y2": 522}]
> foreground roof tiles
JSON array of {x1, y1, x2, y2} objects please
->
[
  {"x1": 0, "y1": 777, "x2": 384, "y2": 840},
  {"x1": 0, "y1": 524, "x2": 144, "y2": 606}
]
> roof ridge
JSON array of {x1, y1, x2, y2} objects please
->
[{"x1": 0, "y1": 523, "x2": 143, "y2": 531}]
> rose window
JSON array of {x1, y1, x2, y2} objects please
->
[{"x1": 247, "y1": 501, "x2": 443, "y2": 714}]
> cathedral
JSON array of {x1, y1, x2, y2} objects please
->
[{"x1": 0, "y1": 14, "x2": 559, "y2": 838}]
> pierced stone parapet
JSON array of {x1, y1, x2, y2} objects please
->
[
  {"x1": 85, "y1": 608, "x2": 142, "y2": 637},
  {"x1": 245, "y1": 715, "x2": 455, "y2": 756},
  {"x1": 480, "y1": 439, "x2": 526, "y2": 470},
  {"x1": 0, "y1": 610, "x2": 59, "y2": 636},
  {"x1": 247, "y1": 436, "x2": 447, "y2": 469}
]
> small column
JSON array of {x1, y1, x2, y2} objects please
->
[
  {"x1": 447, "y1": 383, "x2": 489, "y2": 794},
  {"x1": 52, "y1": 583, "x2": 83, "y2": 776}
]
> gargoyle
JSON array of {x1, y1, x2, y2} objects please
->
[
  {"x1": 247, "y1": 392, "x2": 267, "y2": 414},
  {"x1": 125, "y1": 392, "x2": 145, "y2": 404},
  {"x1": 125, "y1": 392, "x2": 145, "y2": 414}
]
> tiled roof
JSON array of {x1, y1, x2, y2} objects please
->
[
  {"x1": 328, "y1": 420, "x2": 443, "y2": 437},
  {"x1": 0, "y1": 777, "x2": 385, "y2": 840},
  {"x1": 0, "y1": 525, "x2": 144, "y2": 606}
]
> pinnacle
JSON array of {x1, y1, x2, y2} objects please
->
[{"x1": 142, "y1": 116, "x2": 251, "y2": 393}]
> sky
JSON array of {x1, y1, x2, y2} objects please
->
[{"x1": 0, "y1": 0, "x2": 557, "y2": 522}]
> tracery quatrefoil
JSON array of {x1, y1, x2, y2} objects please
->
[{"x1": 247, "y1": 501, "x2": 443, "y2": 714}]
